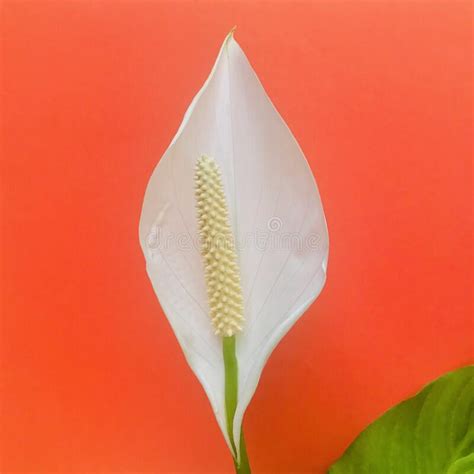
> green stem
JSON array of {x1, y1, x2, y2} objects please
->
[
  {"x1": 236, "y1": 429, "x2": 251, "y2": 474},
  {"x1": 223, "y1": 336, "x2": 251, "y2": 474}
]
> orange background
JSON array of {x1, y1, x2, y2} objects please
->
[{"x1": 1, "y1": 1, "x2": 472, "y2": 473}]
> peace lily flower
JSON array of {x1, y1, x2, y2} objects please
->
[{"x1": 139, "y1": 30, "x2": 328, "y2": 472}]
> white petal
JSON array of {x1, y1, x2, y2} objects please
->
[
  {"x1": 139, "y1": 33, "x2": 235, "y2": 452},
  {"x1": 139, "y1": 32, "x2": 329, "y2": 458},
  {"x1": 222, "y1": 37, "x2": 328, "y2": 457}
]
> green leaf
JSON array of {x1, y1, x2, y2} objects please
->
[{"x1": 329, "y1": 366, "x2": 474, "y2": 474}]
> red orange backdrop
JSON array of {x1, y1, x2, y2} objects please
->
[{"x1": 1, "y1": 1, "x2": 472, "y2": 473}]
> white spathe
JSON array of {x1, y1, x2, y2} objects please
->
[{"x1": 139, "y1": 31, "x2": 329, "y2": 457}]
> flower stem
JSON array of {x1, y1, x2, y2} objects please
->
[
  {"x1": 236, "y1": 429, "x2": 251, "y2": 474},
  {"x1": 223, "y1": 336, "x2": 251, "y2": 474}
]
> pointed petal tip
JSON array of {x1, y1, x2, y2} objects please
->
[{"x1": 225, "y1": 26, "x2": 237, "y2": 45}]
